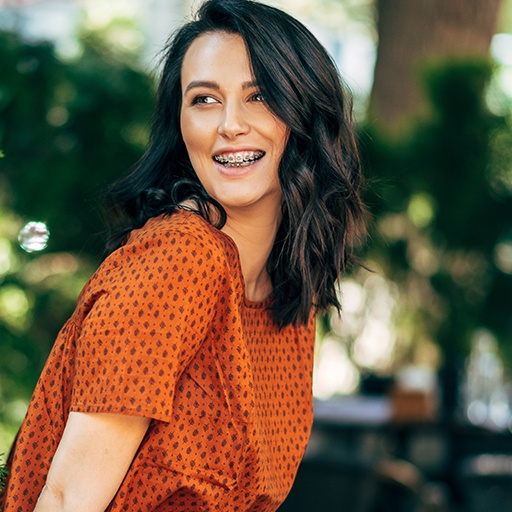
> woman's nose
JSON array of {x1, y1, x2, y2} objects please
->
[{"x1": 218, "y1": 102, "x2": 250, "y2": 139}]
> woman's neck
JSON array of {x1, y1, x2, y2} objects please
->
[{"x1": 221, "y1": 206, "x2": 281, "y2": 302}]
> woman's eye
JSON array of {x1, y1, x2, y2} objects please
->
[
  {"x1": 192, "y1": 95, "x2": 217, "y2": 105},
  {"x1": 251, "y1": 92, "x2": 265, "y2": 102}
]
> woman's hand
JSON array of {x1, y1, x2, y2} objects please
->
[{"x1": 34, "y1": 411, "x2": 150, "y2": 512}]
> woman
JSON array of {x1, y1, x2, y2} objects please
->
[{"x1": 0, "y1": 0, "x2": 366, "y2": 510}]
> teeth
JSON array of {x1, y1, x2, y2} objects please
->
[{"x1": 213, "y1": 150, "x2": 265, "y2": 166}]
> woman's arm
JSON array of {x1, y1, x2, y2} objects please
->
[{"x1": 34, "y1": 411, "x2": 150, "y2": 512}]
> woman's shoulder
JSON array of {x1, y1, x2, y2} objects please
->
[
  {"x1": 95, "y1": 209, "x2": 240, "y2": 286},
  {"x1": 74, "y1": 210, "x2": 239, "y2": 319},
  {"x1": 127, "y1": 209, "x2": 232, "y2": 256}
]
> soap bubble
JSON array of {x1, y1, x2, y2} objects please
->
[{"x1": 18, "y1": 222, "x2": 50, "y2": 253}]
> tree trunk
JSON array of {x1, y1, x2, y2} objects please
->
[{"x1": 369, "y1": 0, "x2": 502, "y2": 130}]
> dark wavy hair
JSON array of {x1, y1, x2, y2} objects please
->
[{"x1": 106, "y1": 0, "x2": 367, "y2": 327}]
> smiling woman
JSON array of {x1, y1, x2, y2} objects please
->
[
  {"x1": 0, "y1": 1, "x2": 366, "y2": 511},
  {"x1": 179, "y1": 31, "x2": 290, "y2": 302}
]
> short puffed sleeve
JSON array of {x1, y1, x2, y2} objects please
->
[{"x1": 70, "y1": 222, "x2": 224, "y2": 422}]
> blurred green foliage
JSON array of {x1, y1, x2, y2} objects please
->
[
  {"x1": 0, "y1": 29, "x2": 155, "y2": 452},
  {"x1": 361, "y1": 58, "x2": 512, "y2": 367},
  {"x1": 0, "y1": 452, "x2": 6, "y2": 491},
  {"x1": 0, "y1": 29, "x2": 154, "y2": 254}
]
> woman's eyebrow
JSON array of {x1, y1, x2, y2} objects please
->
[
  {"x1": 184, "y1": 80, "x2": 219, "y2": 94},
  {"x1": 184, "y1": 80, "x2": 259, "y2": 94},
  {"x1": 242, "y1": 80, "x2": 259, "y2": 90}
]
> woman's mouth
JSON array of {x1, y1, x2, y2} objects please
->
[{"x1": 213, "y1": 150, "x2": 265, "y2": 168}]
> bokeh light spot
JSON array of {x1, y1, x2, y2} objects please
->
[{"x1": 407, "y1": 193, "x2": 436, "y2": 228}]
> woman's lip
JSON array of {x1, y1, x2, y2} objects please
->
[{"x1": 212, "y1": 148, "x2": 265, "y2": 157}]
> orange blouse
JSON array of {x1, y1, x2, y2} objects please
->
[{"x1": 1, "y1": 209, "x2": 315, "y2": 512}]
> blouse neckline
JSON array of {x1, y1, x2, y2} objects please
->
[{"x1": 174, "y1": 209, "x2": 273, "y2": 310}]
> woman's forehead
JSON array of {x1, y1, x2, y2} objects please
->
[{"x1": 181, "y1": 32, "x2": 255, "y2": 88}]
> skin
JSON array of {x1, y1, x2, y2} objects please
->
[
  {"x1": 34, "y1": 412, "x2": 150, "y2": 511},
  {"x1": 180, "y1": 31, "x2": 289, "y2": 302},
  {"x1": 33, "y1": 31, "x2": 288, "y2": 512}
]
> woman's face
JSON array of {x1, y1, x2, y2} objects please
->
[{"x1": 180, "y1": 31, "x2": 289, "y2": 216}]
